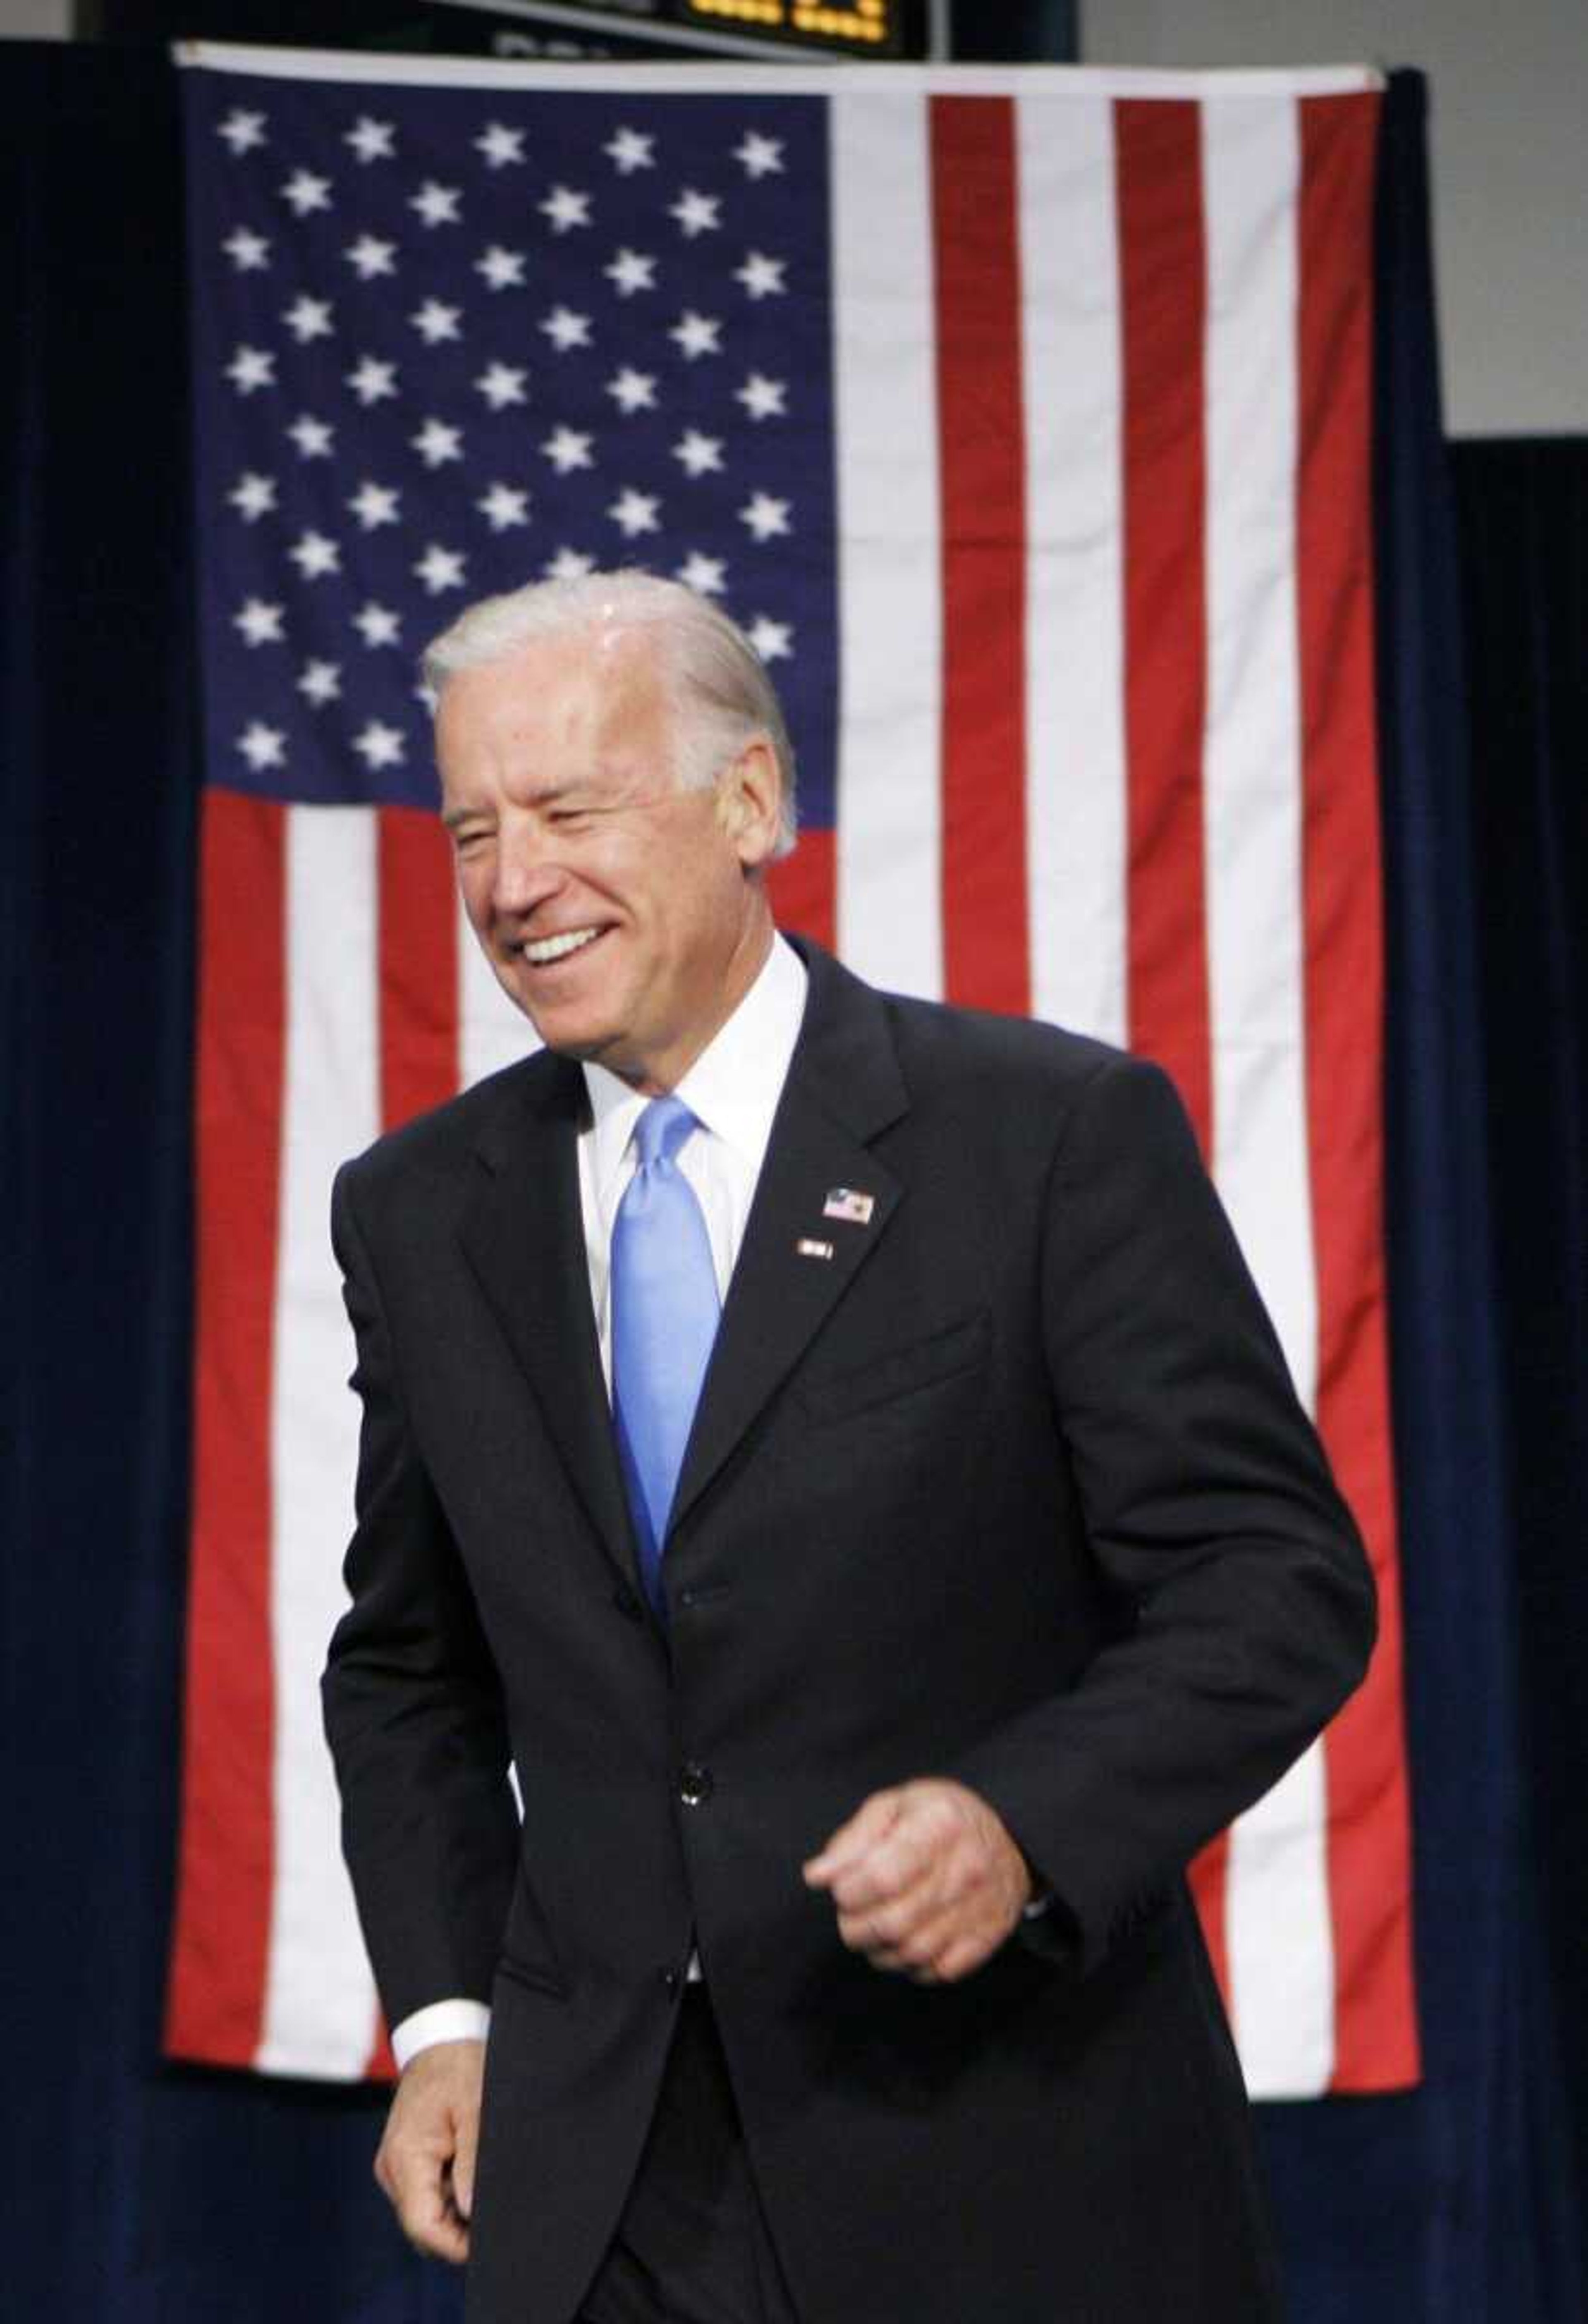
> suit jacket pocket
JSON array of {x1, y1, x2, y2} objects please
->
[
  {"x1": 497, "y1": 1866, "x2": 569, "y2": 1998},
  {"x1": 798, "y1": 1310, "x2": 990, "y2": 1429}
]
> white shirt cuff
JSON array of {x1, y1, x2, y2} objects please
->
[{"x1": 390, "y1": 1997, "x2": 492, "y2": 2070}]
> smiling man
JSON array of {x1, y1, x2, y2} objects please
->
[{"x1": 323, "y1": 569, "x2": 1376, "y2": 2324}]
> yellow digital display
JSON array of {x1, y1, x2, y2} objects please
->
[{"x1": 683, "y1": 0, "x2": 902, "y2": 52}]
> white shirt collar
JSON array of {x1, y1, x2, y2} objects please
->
[{"x1": 582, "y1": 932, "x2": 808, "y2": 1202}]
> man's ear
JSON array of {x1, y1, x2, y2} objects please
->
[{"x1": 715, "y1": 736, "x2": 783, "y2": 869}]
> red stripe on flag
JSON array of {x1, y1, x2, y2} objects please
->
[
  {"x1": 379, "y1": 806, "x2": 459, "y2": 1132},
  {"x1": 768, "y1": 827, "x2": 835, "y2": 956},
  {"x1": 365, "y1": 2021, "x2": 397, "y2": 2084},
  {"x1": 1116, "y1": 99, "x2": 1213, "y2": 1153},
  {"x1": 930, "y1": 95, "x2": 1031, "y2": 1016},
  {"x1": 1298, "y1": 90, "x2": 1419, "y2": 2092},
  {"x1": 165, "y1": 789, "x2": 286, "y2": 2068},
  {"x1": 1115, "y1": 98, "x2": 1227, "y2": 2000}
]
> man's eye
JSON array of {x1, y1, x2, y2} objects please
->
[{"x1": 452, "y1": 827, "x2": 493, "y2": 854}]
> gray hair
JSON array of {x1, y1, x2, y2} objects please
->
[{"x1": 421, "y1": 569, "x2": 798, "y2": 858}]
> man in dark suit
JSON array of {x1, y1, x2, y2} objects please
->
[{"x1": 323, "y1": 569, "x2": 1376, "y2": 2323}]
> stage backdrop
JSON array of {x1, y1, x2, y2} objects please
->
[
  {"x1": 165, "y1": 39, "x2": 1415, "y2": 2105},
  {"x1": 3, "y1": 41, "x2": 1581, "y2": 2324}
]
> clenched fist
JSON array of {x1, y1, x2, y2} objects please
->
[
  {"x1": 803, "y1": 1778, "x2": 1034, "y2": 1984},
  {"x1": 374, "y1": 2037, "x2": 485, "y2": 2264}
]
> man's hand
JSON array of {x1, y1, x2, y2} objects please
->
[
  {"x1": 373, "y1": 2038, "x2": 485, "y2": 2265},
  {"x1": 802, "y1": 1778, "x2": 1033, "y2": 1984}
]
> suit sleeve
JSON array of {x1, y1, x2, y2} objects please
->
[
  {"x1": 955, "y1": 1051, "x2": 1378, "y2": 1974},
  {"x1": 321, "y1": 1161, "x2": 519, "y2": 2028}
]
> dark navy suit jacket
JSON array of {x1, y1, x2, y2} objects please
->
[{"x1": 323, "y1": 937, "x2": 1375, "y2": 2324}]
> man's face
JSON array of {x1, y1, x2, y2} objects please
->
[{"x1": 437, "y1": 625, "x2": 780, "y2": 1093}]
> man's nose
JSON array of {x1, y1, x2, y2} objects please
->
[{"x1": 490, "y1": 825, "x2": 565, "y2": 916}]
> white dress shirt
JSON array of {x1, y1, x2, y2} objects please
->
[{"x1": 390, "y1": 934, "x2": 808, "y2": 2070}]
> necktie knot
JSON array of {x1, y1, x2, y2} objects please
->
[{"x1": 631, "y1": 1094, "x2": 698, "y2": 1175}]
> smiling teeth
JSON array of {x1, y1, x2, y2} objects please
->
[{"x1": 524, "y1": 927, "x2": 600, "y2": 966}]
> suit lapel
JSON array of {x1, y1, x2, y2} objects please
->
[
  {"x1": 670, "y1": 946, "x2": 908, "y2": 1534},
  {"x1": 455, "y1": 1052, "x2": 640, "y2": 1590}
]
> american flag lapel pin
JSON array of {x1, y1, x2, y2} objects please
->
[
  {"x1": 823, "y1": 1187, "x2": 875, "y2": 1226},
  {"x1": 796, "y1": 1238, "x2": 835, "y2": 1262}
]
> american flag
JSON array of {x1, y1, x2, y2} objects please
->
[{"x1": 167, "y1": 41, "x2": 1417, "y2": 2099}]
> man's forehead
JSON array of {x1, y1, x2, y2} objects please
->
[{"x1": 443, "y1": 621, "x2": 666, "y2": 730}]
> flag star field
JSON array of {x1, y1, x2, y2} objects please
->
[{"x1": 187, "y1": 79, "x2": 839, "y2": 816}]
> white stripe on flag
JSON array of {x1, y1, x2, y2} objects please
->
[
  {"x1": 1201, "y1": 94, "x2": 1332, "y2": 2099},
  {"x1": 1017, "y1": 95, "x2": 1128, "y2": 1047},
  {"x1": 830, "y1": 92, "x2": 945, "y2": 1002},
  {"x1": 459, "y1": 890, "x2": 539, "y2": 1092},
  {"x1": 260, "y1": 806, "x2": 383, "y2": 2077}
]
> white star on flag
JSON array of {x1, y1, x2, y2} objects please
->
[
  {"x1": 280, "y1": 169, "x2": 332, "y2": 217},
  {"x1": 739, "y1": 492, "x2": 791, "y2": 542},
  {"x1": 606, "y1": 367, "x2": 657, "y2": 414},
  {"x1": 605, "y1": 248, "x2": 656, "y2": 297},
  {"x1": 669, "y1": 310, "x2": 722, "y2": 359},
  {"x1": 669, "y1": 188, "x2": 720, "y2": 238},
  {"x1": 283, "y1": 295, "x2": 333, "y2": 344},
  {"x1": 237, "y1": 720, "x2": 286, "y2": 769},
  {"x1": 217, "y1": 108, "x2": 266, "y2": 156},
  {"x1": 540, "y1": 306, "x2": 592, "y2": 351},
  {"x1": 287, "y1": 413, "x2": 334, "y2": 458},
  {"x1": 545, "y1": 546, "x2": 596, "y2": 579},
  {"x1": 223, "y1": 227, "x2": 270, "y2": 272},
  {"x1": 476, "y1": 122, "x2": 526, "y2": 169},
  {"x1": 676, "y1": 552, "x2": 726, "y2": 595},
  {"x1": 604, "y1": 127, "x2": 654, "y2": 174},
  {"x1": 297, "y1": 659, "x2": 342, "y2": 704},
  {"x1": 747, "y1": 615, "x2": 792, "y2": 662},
  {"x1": 414, "y1": 544, "x2": 467, "y2": 595},
  {"x1": 225, "y1": 345, "x2": 275, "y2": 394},
  {"x1": 411, "y1": 417, "x2": 463, "y2": 468},
  {"x1": 233, "y1": 597, "x2": 285, "y2": 646},
  {"x1": 541, "y1": 426, "x2": 593, "y2": 473},
  {"x1": 347, "y1": 481, "x2": 401, "y2": 530},
  {"x1": 346, "y1": 356, "x2": 398, "y2": 406},
  {"x1": 734, "y1": 132, "x2": 783, "y2": 179},
  {"x1": 609, "y1": 488, "x2": 660, "y2": 538},
  {"x1": 410, "y1": 298, "x2": 461, "y2": 344},
  {"x1": 672, "y1": 430, "x2": 725, "y2": 478},
  {"x1": 734, "y1": 251, "x2": 785, "y2": 300},
  {"x1": 476, "y1": 244, "x2": 527, "y2": 291},
  {"x1": 227, "y1": 472, "x2": 276, "y2": 521},
  {"x1": 476, "y1": 483, "x2": 530, "y2": 532},
  {"x1": 345, "y1": 234, "x2": 397, "y2": 280},
  {"x1": 737, "y1": 371, "x2": 787, "y2": 421},
  {"x1": 353, "y1": 720, "x2": 407, "y2": 769},
  {"x1": 344, "y1": 115, "x2": 395, "y2": 163},
  {"x1": 287, "y1": 529, "x2": 341, "y2": 579},
  {"x1": 353, "y1": 601, "x2": 401, "y2": 648},
  {"x1": 475, "y1": 362, "x2": 528, "y2": 410},
  {"x1": 410, "y1": 181, "x2": 462, "y2": 227},
  {"x1": 540, "y1": 184, "x2": 591, "y2": 233}
]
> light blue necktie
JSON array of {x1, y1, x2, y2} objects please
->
[{"x1": 611, "y1": 1097, "x2": 721, "y2": 1614}]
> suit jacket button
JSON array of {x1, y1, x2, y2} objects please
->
[
  {"x1": 678, "y1": 1761, "x2": 713, "y2": 1807},
  {"x1": 611, "y1": 1581, "x2": 643, "y2": 1622}
]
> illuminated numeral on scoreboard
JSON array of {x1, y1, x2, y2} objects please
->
[
  {"x1": 686, "y1": 0, "x2": 787, "y2": 24},
  {"x1": 685, "y1": 0, "x2": 893, "y2": 42},
  {"x1": 792, "y1": 0, "x2": 889, "y2": 38}
]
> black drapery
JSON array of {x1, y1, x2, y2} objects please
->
[
  {"x1": 1450, "y1": 433, "x2": 1588, "y2": 2246},
  {"x1": 2, "y1": 46, "x2": 1582, "y2": 2323}
]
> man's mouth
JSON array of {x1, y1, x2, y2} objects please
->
[{"x1": 521, "y1": 926, "x2": 603, "y2": 967}]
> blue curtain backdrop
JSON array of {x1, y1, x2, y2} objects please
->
[{"x1": 1, "y1": 46, "x2": 1581, "y2": 2322}]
